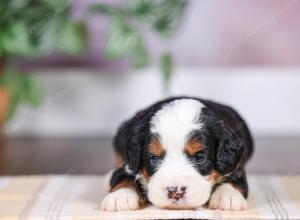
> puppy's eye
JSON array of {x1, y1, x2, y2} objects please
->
[
  {"x1": 193, "y1": 152, "x2": 206, "y2": 163},
  {"x1": 150, "y1": 155, "x2": 161, "y2": 166}
]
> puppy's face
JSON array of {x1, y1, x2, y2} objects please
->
[{"x1": 140, "y1": 100, "x2": 219, "y2": 209}]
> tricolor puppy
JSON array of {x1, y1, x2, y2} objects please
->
[{"x1": 101, "y1": 97, "x2": 253, "y2": 211}]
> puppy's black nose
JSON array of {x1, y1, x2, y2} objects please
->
[{"x1": 167, "y1": 186, "x2": 186, "y2": 201}]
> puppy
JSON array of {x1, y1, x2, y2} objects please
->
[{"x1": 101, "y1": 97, "x2": 253, "y2": 211}]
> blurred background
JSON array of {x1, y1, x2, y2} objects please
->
[{"x1": 0, "y1": 0, "x2": 300, "y2": 176}]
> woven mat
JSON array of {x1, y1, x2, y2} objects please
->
[{"x1": 0, "y1": 175, "x2": 299, "y2": 219}]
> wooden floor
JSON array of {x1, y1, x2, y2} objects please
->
[{"x1": 0, "y1": 137, "x2": 299, "y2": 175}]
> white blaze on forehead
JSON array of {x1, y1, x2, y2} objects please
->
[
  {"x1": 150, "y1": 99, "x2": 204, "y2": 153},
  {"x1": 148, "y1": 99, "x2": 212, "y2": 208}
]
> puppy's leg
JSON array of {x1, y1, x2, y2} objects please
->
[
  {"x1": 208, "y1": 170, "x2": 248, "y2": 211},
  {"x1": 101, "y1": 167, "x2": 145, "y2": 211}
]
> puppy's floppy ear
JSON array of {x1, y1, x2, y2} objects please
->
[
  {"x1": 126, "y1": 126, "x2": 144, "y2": 174},
  {"x1": 215, "y1": 123, "x2": 244, "y2": 175},
  {"x1": 114, "y1": 110, "x2": 150, "y2": 174},
  {"x1": 201, "y1": 107, "x2": 244, "y2": 175}
]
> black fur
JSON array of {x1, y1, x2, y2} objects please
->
[
  {"x1": 199, "y1": 99, "x2": 253, "y2": 175},
  {"x1": 110, "y1": 96, "x2": 253, "y2": 201},
  {"x1": 110, "y1": 166, "x2": 135, "y2": 188}
]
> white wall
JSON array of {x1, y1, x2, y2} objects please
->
[{"x1": 6, "y1": 67, "x2": 300, "y2": 137}]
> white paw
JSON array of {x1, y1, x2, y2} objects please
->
[
  {"x1": 208, "y1": 183, "x2": 247, "y2": 211},
  {"x1": 101, "y1": 188, "x2": 140, "y2": 211}
]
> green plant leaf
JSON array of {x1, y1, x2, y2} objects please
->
[
  {"x1": 40, "y1": 0, "x2": 68, "y2": 9},
  {"x1": 35, "y1": 16, "x2": 64, "y2": 55},
  {"x1": 19, "y1": 74, "x2": 42, "y2": 107},
  {"x1": 153, "y1": 0, "x2": 187, "y2": 37},
  {"x1": 89, "y1": 4, "x2": 120, "y2": 15},
  {"x1": 106, "y1": 16, "x2": 141, "y2": 59},
  {"x1": 1, "y1": 22, "x2": 35, "y2": 56},
  {"x1": 2, "y1": 67, "x2": 22, "y2": 120},
  {"x1": 0, "y1": 0, "x2": 86, "y2": 58},
  {"x1": 0, "y1": 66, "x2": 14, "y2": 86},
  {"x1": 7, "y1": 90, "x2": 21, "y2": 120},
  {"x1": 160, "y1": 52, "x2": 173, "y2": 84},
  {"x1": 131, "y1": 43, "x2": 149, "y2": 68},
  {"x1": 127, "y1": 0, "x2": 155, "y2": 17},
  {"x1": 56, "y1": 22, "x2": 87, "y2": 55},
  {"x1": 6, "y1": 0, "x2": 30, "y2": 11},
  {"x1": 1, "y1": 67, "x2": 42, "y2": 120}
]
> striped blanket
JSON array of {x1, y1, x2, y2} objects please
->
[{"x1": 0, "y1": 175, "x2": 299, "y2": 219}]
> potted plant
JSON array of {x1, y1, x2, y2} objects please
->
[
  {"x1": 90, "y1": 0, "x2": 188, "y2": 92},
  {"x1": 0, "y1": 0, "x2": 87, "y2": 137}
]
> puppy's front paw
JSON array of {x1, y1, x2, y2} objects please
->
[
  {"x1": 101, "y1": 188, "x2": 140, "y2": 211},
  {"x1": 208, "y1": 183, "x2": 247, "y2": 211}
]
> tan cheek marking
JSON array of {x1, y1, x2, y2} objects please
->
[
  {"x1": 185, "y1": 138, "x2": 204, "y2": 156},
  {"x1": 149, "y1": 138, "x2": 165, "y2": 157}
]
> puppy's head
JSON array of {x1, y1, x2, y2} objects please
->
[{"x1": 125, "y1": 99, "x2": 244, "y2": 209}]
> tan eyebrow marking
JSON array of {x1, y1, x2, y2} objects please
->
[
  {"x1": 149, "y1": 138, "x2": 165, "y2": 157},
  {"x1": 185, "y1": 138, "x2": 204, "y2": 156}
]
